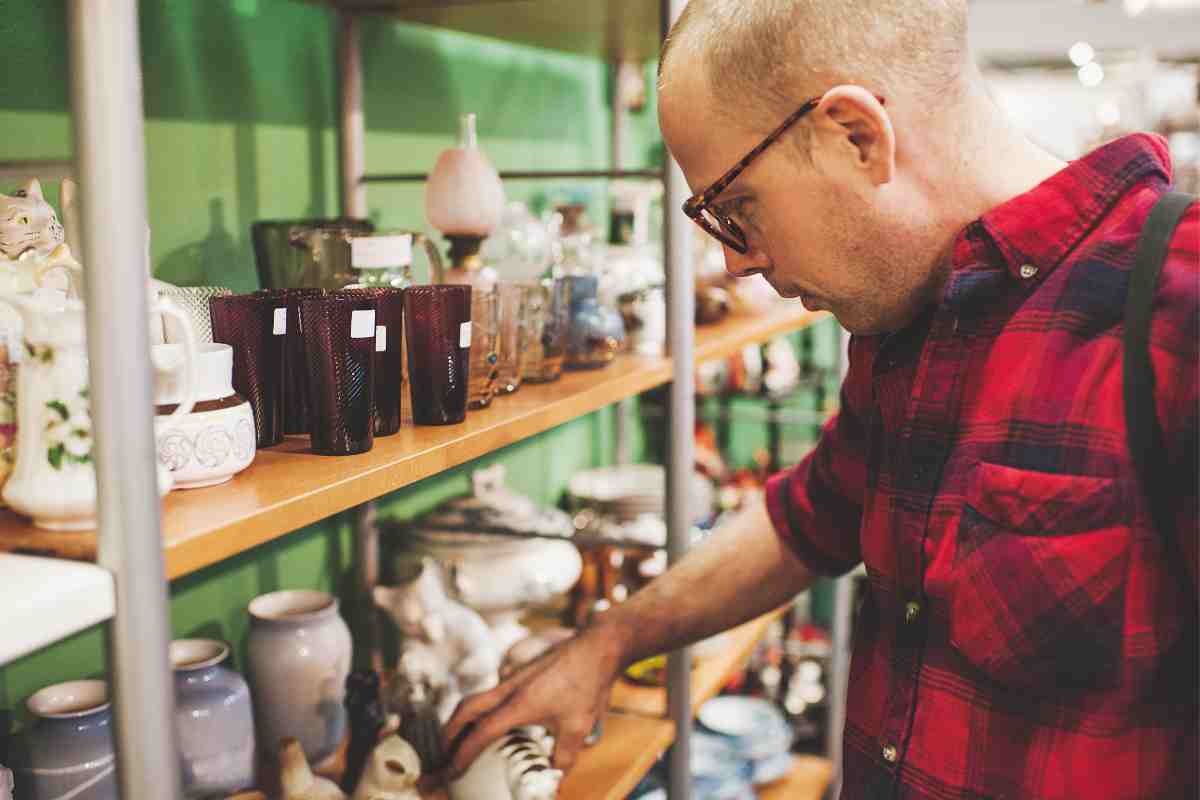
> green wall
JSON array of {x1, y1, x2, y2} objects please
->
[
  {"x1": 0, "y1": 0, "x2": 662, "y2": 718},
  {"x1": 0, "y1": 0, "x2": 833, "y2": 724}
]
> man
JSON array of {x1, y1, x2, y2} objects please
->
[{"x1": 444, "y1": 1, "x2": 1199, "y2": 796}]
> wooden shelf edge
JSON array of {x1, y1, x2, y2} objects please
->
[
  {"x1": 609, "y1": 605, "x2": 789, "y2": 718},
  {"x1": 0, "y1": 306, "x2": 825, "y2": 581},
  {"x1": 559, "y1": 713, "x2": 676, "y2": 800},
  {"x1": 756, "y1": 755, "x2": 836, "y2": 800}
]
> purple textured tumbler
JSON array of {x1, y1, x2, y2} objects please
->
[
  {"x1": 404, "y1": 285, "x2": 472, "y2": 426},
  {"x1": 342, "y1": 288, "x2": 405, "y2": 437},
  {"x1": 210, "y1": 293, "x2": 288, "y2": 447},
  {"x1": 300, "y1": 291, "x2": 378, "y2": 455}
]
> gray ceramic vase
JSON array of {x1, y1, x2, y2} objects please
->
[
  {"x1": 246, "y1": 590, "x2": 352, "y2": 766},
  {"x1": 18, "y1": 680, "x2": 116, "y2": 800},
  {"x1": 170, "y1": 639, "x2": 256, "y2": 798}
]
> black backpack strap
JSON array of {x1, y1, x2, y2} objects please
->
[{"x1": 1124, "y1": 191, "x2": 1194, "y2": 545}]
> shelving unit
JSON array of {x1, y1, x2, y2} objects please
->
[
  {"x1": 0, "y1": 306, "x2": 821, "y2": 583},
  {"x1": 2, "y1": 1, "x2": 844, "y2": 798}
]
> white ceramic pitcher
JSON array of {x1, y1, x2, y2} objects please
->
[{"x1": 0, "y1": 290, "x2": 198, "y2": 530}]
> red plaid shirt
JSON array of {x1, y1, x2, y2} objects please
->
[{"x1": 767, "y1": 134, "x2": 1198, "y2": 800}]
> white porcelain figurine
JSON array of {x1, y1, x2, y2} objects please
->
[
  {"x1": 0, "y1": 178, "x2": 80, "y2": 295},
  {"x1": 279, "y1": 737, "x2": 346, "y2": 800},
  {"x1": 448, "y1": 726, "x2": 562, "y2": 800},
  {"x1": 374, "y1": 558, "x2": 501, "y2": 724},
  {"x1": 351, "y1": 735, "x2": 422, "y2": 800}
]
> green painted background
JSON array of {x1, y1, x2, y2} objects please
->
[{"x1": 0, "y1": 0, "x2": 835, "y2": 724}]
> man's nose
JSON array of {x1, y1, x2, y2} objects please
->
[{"x1": 723, "y1": 242, "x2": 770, "y2": 278}]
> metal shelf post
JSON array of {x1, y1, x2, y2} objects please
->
[
  {"x1": 67, "y1": 1, "x2": 183, "y2": 797},
  {"x1": 661, "y1": 2, "x2": 694, "y2": 798}
]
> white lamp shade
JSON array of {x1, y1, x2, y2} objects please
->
[{"x1": 425, "y1": 114, "x2": 505, "y2": 238}]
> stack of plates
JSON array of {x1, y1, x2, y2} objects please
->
[
  {"x1": 567, "y1": 465, "x2": 715, "y2": 525},
  {"x1": 693, "y1": 696, "x2": 796, "y2": 796}
]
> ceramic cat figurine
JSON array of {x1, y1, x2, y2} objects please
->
[
  {"x1": 0, "y1": 178, "x2": 80, "y2": 294},
  {"x1": 279, "y1": 737, "x2": 347, "y2": 800},
  {"x1": 350, "y1": 735, "x2": 421, "y2": 800},
  {"x1": 374, "y1": 558, "x2": 501, "y2": 724},
  {"x1": 448, "y1": 726, "x2": 562, "y2": 800}
]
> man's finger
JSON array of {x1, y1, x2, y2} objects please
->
[
  {"x1": 447, "y1": 702, "x2": 527, "y2": 778},
  {"x1": 443, "y1": 681, "x2": 517, "y2": 753},
  {"x1": 549, "y1": 717, "x2": 593, "y2": 774}
]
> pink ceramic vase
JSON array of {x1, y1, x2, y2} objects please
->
[{"x1": 425, "y1": 114, "x2": 505, "y2": 240}]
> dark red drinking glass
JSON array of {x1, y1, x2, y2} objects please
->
[
  {"x1": 210, "y1": 293, "x2": 288, "y2": 447},
  {"x1": 403, "y1": 285, "x2": 472, "y2": 426},
  {"x1": 342, "y1": 288, "x2": 405, "y2": 436},
  {"x1": 258, "y1": 288, "x2": 325, "y2": 436},
  {"x1": 300, "y1": 291, "x2": 378, "y2": 455}
]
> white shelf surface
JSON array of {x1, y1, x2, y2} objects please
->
[{"x1": 0, "y1": 554, "x2": 114, "y2": 666}]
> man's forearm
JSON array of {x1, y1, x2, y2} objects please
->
[{"x1": 590, "y1": 494, "x2": 816, "y2": 668}]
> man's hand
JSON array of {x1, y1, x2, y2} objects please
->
[{"x1": 441, "y1": 623, "x2": 629, "y2": 778}]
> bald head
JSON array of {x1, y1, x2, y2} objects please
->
[{"x1": 660, "y1": 0, "x2": 970, "y2": 133}]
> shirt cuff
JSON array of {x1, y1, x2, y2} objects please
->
[{"x1": 765, "y1": 468, "x2": 860, "y2": 577}]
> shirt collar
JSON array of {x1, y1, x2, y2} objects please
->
[{"x1": 973, "y1": 133, "x2": 1173, "y2": 283}]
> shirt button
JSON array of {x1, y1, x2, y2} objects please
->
[
  {"x1": 905, "y1": 601, "x2": 921, "y2": 623},
  {"x1": 1019, "y1": 263, "x2": 1039, "y2": 279},
  {"x1": 882, "y1": 744, "x2": 898, "y2": 763}
]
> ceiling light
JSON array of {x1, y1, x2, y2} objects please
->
[
  {"x1": 1069, "y1": 42, "x2": 1095, "y2": 66},
  {"x1": 1078, "y1": 62, "x2": 1105, "y2": 87}
]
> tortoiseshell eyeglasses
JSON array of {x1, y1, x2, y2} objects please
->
[{"x1": 682, "y1": 94, "x2": 883, "y2": 254}]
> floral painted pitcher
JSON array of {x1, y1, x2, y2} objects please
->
[{"x1": 0, "y1": 290, "x2": 198, "y2": 530}]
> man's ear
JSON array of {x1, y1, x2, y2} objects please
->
[{"x1": 809, "y1": 85, "x2": 895, "y2": 189}]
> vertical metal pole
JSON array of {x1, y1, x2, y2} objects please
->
[
  {"x1": 827, "y1": 326, "x2": 854, "y2": 797},
  {"x1": 662, "y1": 2, "x2": 694, "y2": 798},
  {"x1": 67, "y1": 2, "x2": 183, "y2": 798},
  {"x1": 612, "y1": 61, "x2": 635, "y2": 466},
  {"x1": 338, "y1": 10, "x2": 367, "y2": 218}
]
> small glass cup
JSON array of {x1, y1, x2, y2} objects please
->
[
  {"x1": 341, "y1": 287, "x2": 405, "y2": 437},
  {"x1": 468, "y1": 288, "x2": 500, "y2": 409},
  {"x1": 523, "y1": 278, "x2": 570, "y2": 383},
  {"x1": 495, "y1": 283, "x2": 534, "y2": 395},
  {"x1": 158, "y1": 285, "x2": 232, "y2": 344},
  {"x1": 299, "y1": 291, "x2": 378, "y2": 455},
  {"x1": 210, "y1": 293, "x2": 288, "y2": 447},
  {"x1": 404, "y1": 285, "x2": 472, "y2": 426},
  {"x1": 255, "y1": 288, "x2": 325, "y2": 436}
]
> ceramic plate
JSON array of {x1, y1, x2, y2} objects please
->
[{"x1": 698, "y1": 696, "x2": 781, "y2": 739}]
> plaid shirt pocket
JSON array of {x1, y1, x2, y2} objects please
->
[{"x1": 949, "y1": 461, "x2": 1134, "y2": 691}]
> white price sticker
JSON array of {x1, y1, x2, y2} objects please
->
[
  {"x1": 459, "y1": 321, "x2": 472, "y2": 349},
  {"x1": 351, "y1": 309, "x2": 377, "y2": 339},
  {"x1": 273, "y1": 307, "x2": 287, "y2": 335},
  {"x1": 351, "y1": 235, "x2": 413, "y2": 269},
  {"x1": 375, "y1": 325, "x2": 387, "y2": 352}
]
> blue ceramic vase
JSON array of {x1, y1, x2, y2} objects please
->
[
  {"x1": 170, "y1": 639, "x2": 256, "y2": 798},
  {"x1": 17, "y1": 680, "x2": 116, "y2": 800},
  {"x1": 564, "y1": 275, "x2": 624, "y2": 369}
]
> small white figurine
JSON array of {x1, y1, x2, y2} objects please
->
[
  {"x1": 0, "y1": 765, "x2": 13, "y2": 800},
  {"x1": 279, "y1": 737, "x2": 347, "y2": 800},
  {"x1": 448, "y1": 726, "x2": 562, "y2": 800},
  {"x1": 351, "y1": 735, "x2": 422, "y2": 800},
  {"x1": 374, "y1": 558, "x2": 501, "y2": 724},
  {"x1": 0, "y1": 178, "x2": 80, "y2": 295}
]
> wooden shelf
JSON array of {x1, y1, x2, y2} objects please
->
[
  {"x1": 560, "y1": 713, "x2": 676, "y2": 800},
  {"x1": 319, "y1": 0, "x2": 664, "y2": 63},
  {"x1": 756, "y1": 755, "x2": 835, "y2": 800},
  {"x1": 0, "y1": 306, "x2": 821, "y2": 580},
  {"x1": 609, "y1": 606, "x2": 789, "y2": 718}
]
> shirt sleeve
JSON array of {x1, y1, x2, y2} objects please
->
[{"x1": 764, "y1": 334, "x2": 873, "y2": 577}]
